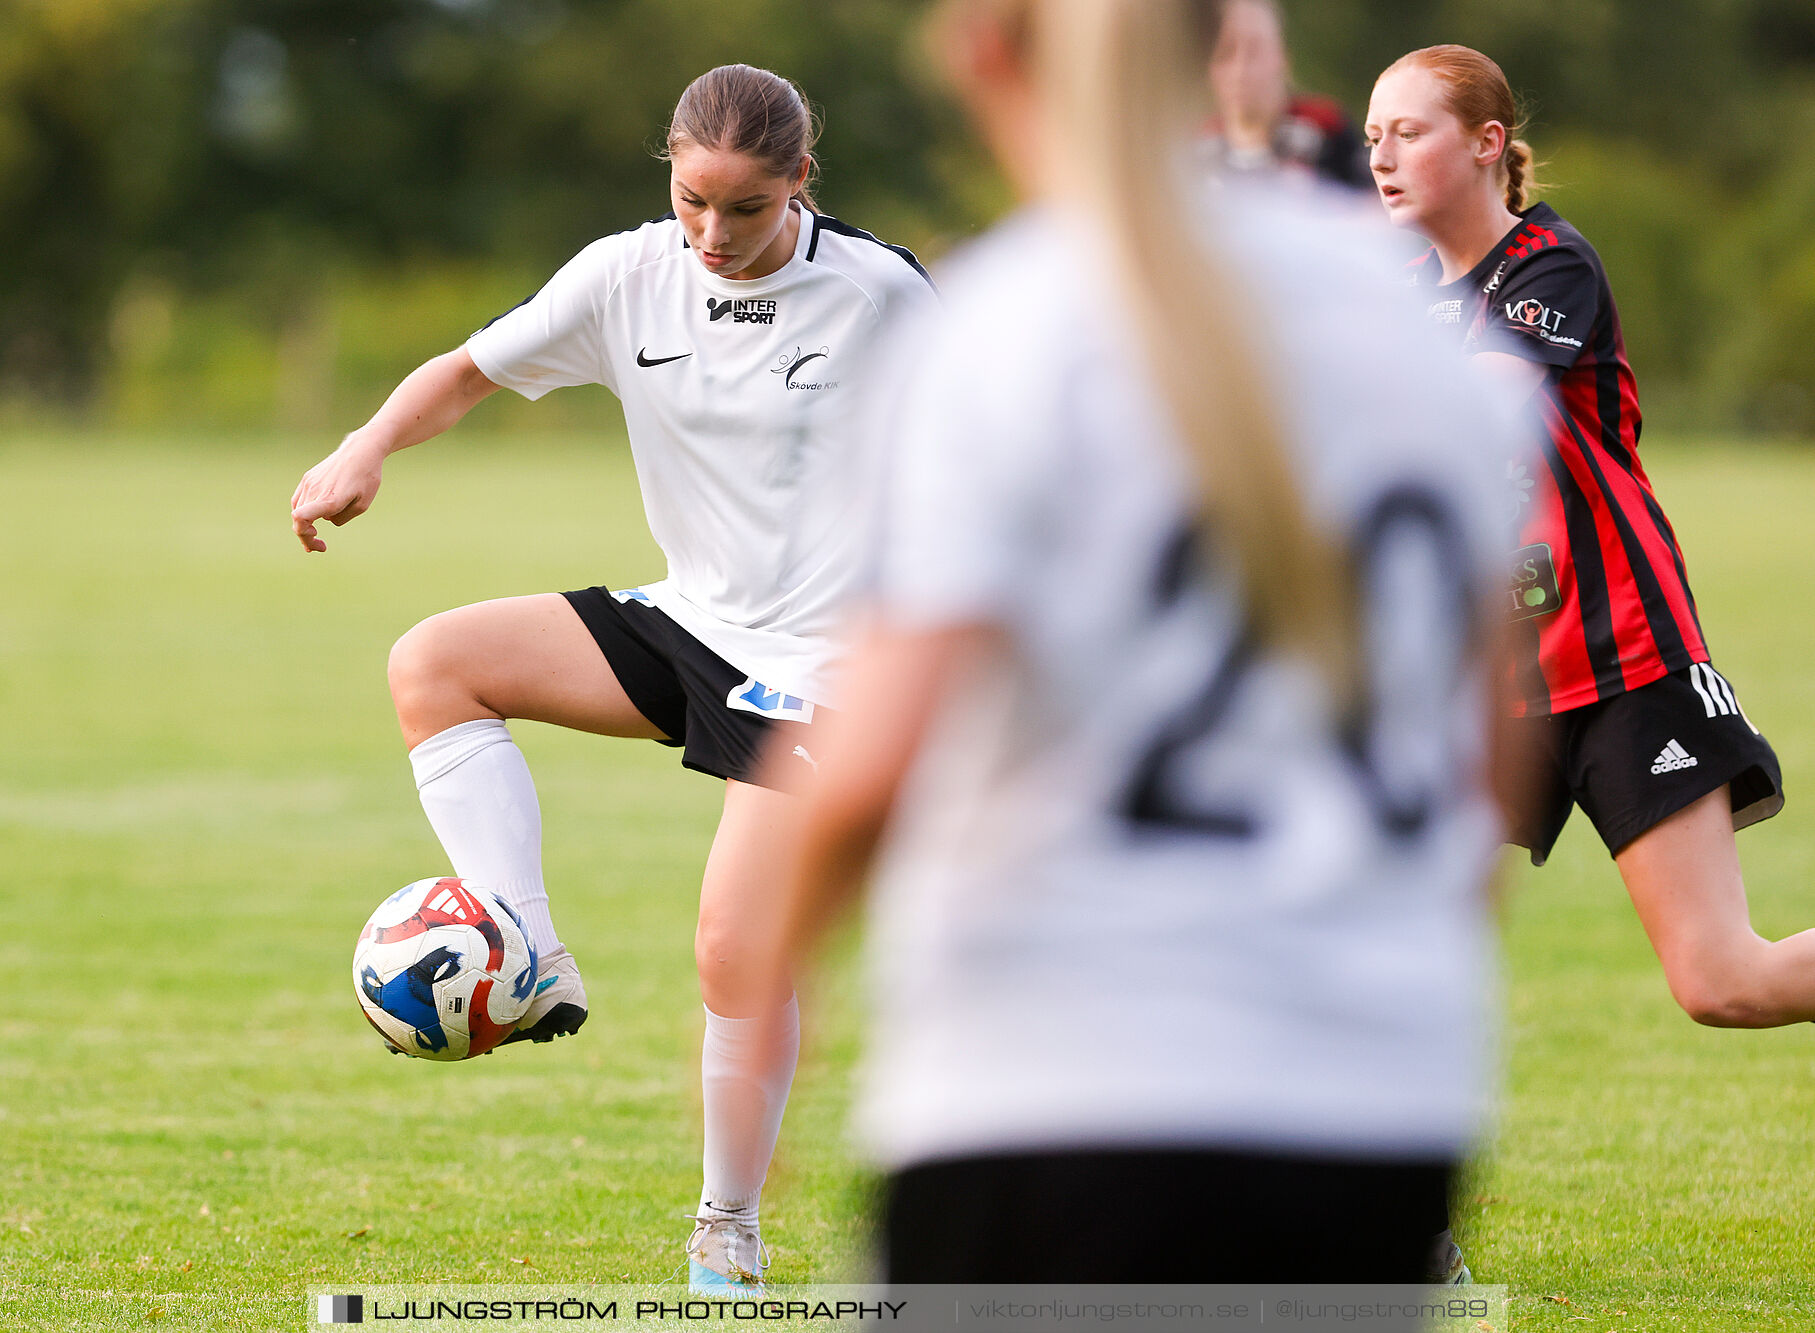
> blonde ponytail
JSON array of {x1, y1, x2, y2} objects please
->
[{"x1": 1034, "y1": 0, "x2": 1355, "y2": 693}]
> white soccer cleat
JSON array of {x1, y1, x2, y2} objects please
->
[
  {"x1": 684, "y1": 1213, "x2": 769, "y2": 1291},
  {"x1": 499, "y1": 945, "x2": 588, "y2": 1047}
]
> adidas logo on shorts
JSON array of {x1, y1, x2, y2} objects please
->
[{"x1": 1650, "y1": 739, "x2": 1699, "y2": 775}]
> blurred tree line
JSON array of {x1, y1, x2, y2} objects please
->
[
  {"x1": 0, "y1": 0, "x2": 980, "y2": 429},
  {"x1": 3, "y1": 0, "x2": 1813, "y2": 434}
]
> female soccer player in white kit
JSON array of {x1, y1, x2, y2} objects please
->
[
  {"x1": 289, "y1": 64, "x2": 934, "y2": 1288},
  {"x1": 752, "y1": 0, "x2": 1513, "y2": 1281}
]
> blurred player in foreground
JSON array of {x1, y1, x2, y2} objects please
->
[
  {"x1": 750, "y1": 0, "x2": 1514, "y2": 1282},
  {"x1": 290, "y1": 63, "x2": 934, "y2": 1288},
  {"x1": 1367, "y1": 47, "x2": 1805, "y2": 1030}
]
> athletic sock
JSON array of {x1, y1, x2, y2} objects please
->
[
  {"x1": 699, "y1": 995, "x2": 801, "y2": 1223},
  {"x1": 408, "y1": 718, "x2": 561, "y2": 956}
]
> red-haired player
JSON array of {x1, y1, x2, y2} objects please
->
[
  {"x1": 1367, "y1": 43, "x2": 1803, "y2": 1028},
  {"x1": 1367, "y1": 41, "x2": 1809, "y2": 1285}
]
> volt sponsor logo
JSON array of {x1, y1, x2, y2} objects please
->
[
  {"x1": 707, "y1": 297, "x2": 778, "y2": 325},
  {"x1": 1503, "y1": 298, "x2": 1583, "y2": 348},
  {"x1": 1506, "y1": 299, "x2": 1567, "y2": 334}
]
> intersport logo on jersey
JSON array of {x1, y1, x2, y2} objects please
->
[{"x1": 707, "y1": 297, "x2": 778, "y2": 325}]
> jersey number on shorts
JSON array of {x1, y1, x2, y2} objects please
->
[{"x1": 1121, "y1": 487, "x2": 1480, "y2": 841}]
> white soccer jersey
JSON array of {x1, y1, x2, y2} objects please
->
[
  {"x1": 856, "y1": 194, "x2": 1511, "y2": 1170},
  {"x1": 466, "y1": 205, "x2": 935, "y2": 704}
]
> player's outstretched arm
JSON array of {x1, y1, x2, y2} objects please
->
[{"x1": 290, "y1": 348, "x2": 501, "y2": 553}]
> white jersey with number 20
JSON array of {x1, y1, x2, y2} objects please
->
[{"x1": 859, "y1": 192, "x2": 1511, "y2": 1171}]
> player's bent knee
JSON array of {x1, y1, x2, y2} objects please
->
[
  {"x1": 387, "y1": 616, "x2": 477, "y2": 722},
  {"x1": 386, "y1": 621, "x2": 442, "y2": 701},
  {"x1": 694, "y1": 923, "x2": 733, "y2": 981},
  {"x1": 694, "y1": 920, "x2": 758, "y2": 998}
]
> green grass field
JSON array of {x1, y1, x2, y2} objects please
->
[{"x1": 2, "y1": 430, "x2": 1814, "y2": 1331}]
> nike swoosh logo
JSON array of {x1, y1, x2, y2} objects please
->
[
  {"x1": 637, "y1": 349, "x2": 692, "y2": 367},
  {"x1": 534, "y1": 977, "x2": 557, "y2": 996}
]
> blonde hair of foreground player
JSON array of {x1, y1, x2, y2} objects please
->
[{"x1": 746, "y1": 0, "x2": 1508, "y2": 1284}]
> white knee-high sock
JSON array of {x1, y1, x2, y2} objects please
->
[
  {"x1": 699, "y1": 995, "x2": 800, "y2": 1222},
  {"x1": 408, "y1": 718, "x2": 561, "y2": 956}
]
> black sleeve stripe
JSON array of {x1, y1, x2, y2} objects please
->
[
  {"x1": 473, "y1": 290, "x2": 537, "y2": 338},
  {"x1": 806, "y1": 212, "x2": 935, "y2": 288},
  {"x1": 644, "y1": 211, "x2": 689, "y2": 248}
]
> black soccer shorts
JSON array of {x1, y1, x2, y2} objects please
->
[
  {"x1": 561, "y1": 586, "x2": 825, "y2": 792},
  {"x1": 1505, "y1": 661, "x2": 1784, "y2": 865},
  {"x1": 884, "y1": 1148, "x2": 1455, "y2": 1282}
]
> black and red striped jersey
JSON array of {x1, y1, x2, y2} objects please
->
[{"x1": 1409, "y1": 203, "x2": 1707, "y2": 717}]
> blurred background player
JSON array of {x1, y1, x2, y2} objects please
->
[
  {"x1": 1367, "y1": 40, "x2": 1800, "y2": 1282},
  {"x1": 748, "y1": 0, "x2": 1513, "y2": 1286},
  {"x1": 1203, "y1": 0, "x2": 1371, "y2": 191},
  {"x1": 289, "y1": 63, "x2": 934, "y2": 1289}
]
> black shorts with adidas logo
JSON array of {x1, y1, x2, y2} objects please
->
[{"x1": 1506, "y1": 662, "x2": 1784, "y2": 865}]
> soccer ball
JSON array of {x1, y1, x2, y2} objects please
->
[{"x1": 352, "y1": 878, "x2": 538, "y2": 1060}]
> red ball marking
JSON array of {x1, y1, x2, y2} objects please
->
[
  {"x1": 465, "y1": 978, "x2": 513, "y2": 1057},
  {"x1": 474, "y1": 917, "x2": 506, "y2": 972},
  {"x1": 368, "y1": 879, "x2": 500, "y2": 947}
]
